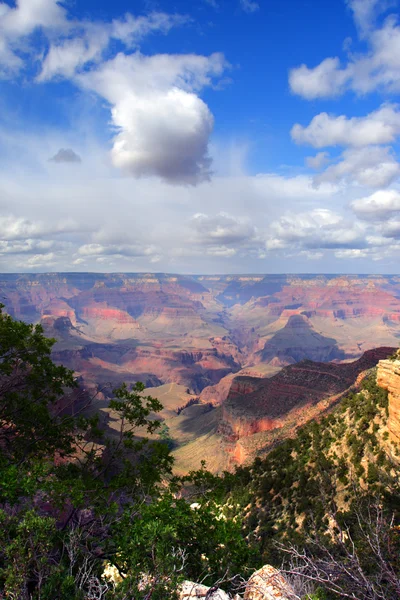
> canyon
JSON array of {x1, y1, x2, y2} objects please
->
[{"x1": 1, "y1": 272, "x2": 400, "y2": 471}]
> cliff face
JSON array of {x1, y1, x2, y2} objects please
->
[
  {"x1": 219, "y1": 347, "x2": 396, "y2": 463},
  {"x1": 377, "y1": 356, "x2": 400, "y2": 443}
]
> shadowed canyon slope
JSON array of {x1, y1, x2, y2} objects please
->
[
  {"x1": 1, "y1": 273, "x2": 400, "y2": 470},
  {"x1": 222, "y1": 347, "x2": 395, "y2": 444}
]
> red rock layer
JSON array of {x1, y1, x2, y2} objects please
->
[{"x1": 80, "y1": 305, "x2": 140, "y2": 326}]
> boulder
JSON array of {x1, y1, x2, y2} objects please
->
[
  {"x1": 179, "y1": 580, "x2": 230, "y2": 599},
  {"x1": 244, "y1": 565, "x2": 294, "y2": 600}
]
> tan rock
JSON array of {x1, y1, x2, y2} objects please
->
[
  {"x1": 179, "y1": 580, "x2": 230, "y2": 599},
  {"x1": 377, "y1": 358, "x2": 400, "y2": 443},
  {"x1": 244, "y1": 565, "x2": 295, "y2": 600}
]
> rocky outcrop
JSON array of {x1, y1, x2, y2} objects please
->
[
  {"x1": 179, "y1": 581, "x2": 230, "y2": 599},
  {"x1": 244, "y1": 565, "x2": 294, "y2": 600},
  {"x1": 179, "y1": 566, "x2": 293, "y2": 599},
  {"x1": 377, "y1": 355, "x2": 400, "y2": 443},
  {"x1": 103, "y1": 566, "x2": 293, "y2": 600},
  {"x1": 257, "y1": 314, "x2": 345, "y2": 365},
  {"x1": 199, "y1": 373, "x2": 237, "y2": 406}
]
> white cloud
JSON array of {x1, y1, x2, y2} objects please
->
[
  {"x1": 0, "y1": 2, "x2": 187, "y2": 81},
  {"x1": 0, "y1": 215, "x2": 46, "y2": 240},
  {"x1": 185, "y1": 212, "x2": 268, "y2": 260},
  {"x1": 78, "y1": 243, "x2": 159, "y2": 259},
  {"x1": 289, "y1": 57, "x2": 350, "y2": 100},
  {"x1": 289, "y1": 6, "x2": 400, "y2": 99},
  {"x1": 0, "y1": 0, "x2": 66, "y2": 75},
  {"x1": 77, "y1": 52, "x2": 227, "y2": 184},
  {"x1": 0, "y1": 215, "x2": 80, "y2": 240},
  {"x1": 0, "y1": 124, "x2": 350, "y2": 271},
  {"x1": 334, "y1": 248, "x2": 370, "y2": 258},
  {"x1": 0, "y1": 238, "x2": 67, "y2": 255},
  {"x1": 38, "y1": 31, "x2": 108, "y2": 81},
  {"x1": 190, "y1": 212, "x2": 256, "y2": 245},
  {"x1": 351, "y1": 189, "x2": 400, "y2": 219},
  {"x1": 4, "y1": 1, "x2": 400, "y2": 272},
  {"x1": 347, "y1": 0, "x2": 389, "y2": 34},
  {"x1": 294, "y1": 105, "x2": 400, "y2": 189},
  {"x1": 292, "y1": 104, "x2": 400, "y2": 148},
  {"x1": 38, "y1": 12, "x2": 186, "y2": 81},
  {"x1": 381, "y1": 219, "x2": 400, "y2": 237},
  {"x1": 315, "y1": 146, "x2": 400, "y2": 188},
  {"x1": 206, "y1": 246, "x2": 237, "y2": 257},
  {"x1": 262, "y1": 187, "x2": 400, "y2": 263},
  {"x1": 252, "y1": 173, "x2": 338, "y2": 198},
  {"x1": 267, "y1": 208, "x2": 366, "y2": 251},
  {"x1": 0, "y1": 0, "x2": 65, "y2": 35}
]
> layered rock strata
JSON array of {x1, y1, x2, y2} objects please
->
[
  {"x1": 377, "y1": 356, "x2": 400, "y2": 444},
  {"x1": 222, "y1": 347, "x2": 396, "y2": 441}
]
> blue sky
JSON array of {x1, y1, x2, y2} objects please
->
[{"x1": 1, "y1": 0, "x2": 400, "y2": 274}]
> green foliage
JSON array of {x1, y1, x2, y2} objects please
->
[
  {"x1": 0, "y1": 307, "x2": 252, "y2": 599},
  {"x1": 112, "y1": 494, "x2": 252, "y2": 597},
  {"x1": 0, "y1": 508, "x2": 66, "y2": 600},
  {"x1": 0, "y1": 305, "x2": 77, "y2": 469}
]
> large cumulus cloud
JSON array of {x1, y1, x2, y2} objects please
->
[{"x1": 77, "y1": 52, "x2": 226, "y2": 184}]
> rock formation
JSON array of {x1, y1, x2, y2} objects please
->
[
  {"x1": 178, "y1": 566, "x2": 294, "y2": 599},
  {"x1": 377, "y1": 354, "x2": 400, "y2": 443},
  {"x1": 179, "y1": 581, "x2": 230, "y2": 599},
  {"x1": 244, "y1": 565, "x2": 294, "y2": 600},
  {"x1": 257, "y1": 314, "x2": 345, "y2": 365}
]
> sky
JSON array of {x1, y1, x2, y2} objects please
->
[{"x1": 2, "y1": 0, "x2": 400, "y2": 274}]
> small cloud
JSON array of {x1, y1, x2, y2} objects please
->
[
  {"x1": 240, "y1": 0, "x2": 260, "y2": 13},
  {"x1": 204, "y1": 0, "x2": 220, "y2": 8},
  {"x1": 49, "y1": 148, "x2": 82, "y2": 164}
]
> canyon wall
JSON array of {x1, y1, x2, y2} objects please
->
[
  {"x1": 377, "y1": 356, "x2": 400, "y2": 444},
  {"x1": 2, "y1": 273, "x2": 400, "y2": 412},
  {"x1": 219, "y1": 348, "x2": 396, "y2": 465}
]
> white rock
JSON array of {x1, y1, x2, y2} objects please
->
[
  {"x1": 179, "y1": 580, "x2": 230, "y2": 599},
  {"x1": 244, "y1": 565, "x2": 295, "y2": 600}
]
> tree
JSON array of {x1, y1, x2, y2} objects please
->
[
  {"x1": 0, "y1": 307, "x2": 252, "y2": 599},
  {"x1": 0, "y1": 306, "x2": 78, "y2": 467}
]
